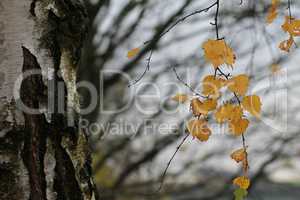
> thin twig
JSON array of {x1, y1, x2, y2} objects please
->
[
  {"x1": 215, "y1": 0, "x2": 220, "y2": 40},
  {"x1": 288, "y1": 0, "x2": 292, "y2": 22},
  {"x1": 128, "y1": 50, "x2": 153, "y2": 87},
  {"x1": 156, "y1": 133, "x2": 190, "y2": 192},
  {"x1": 216, "y1": 67, "x2": 240, "y2": 104},
  {"x1": 172, "y1": 67, "x2": 207, "y2": 98},
  {"x1": 216, "y1": 67, "x2": 248, "y2": 173},
  {"x1": 144, "y1": 1, "x2": 218, "y2": 46},
  {"x1": 241, "y1": 133, "x2": 249, "y2": 174}
]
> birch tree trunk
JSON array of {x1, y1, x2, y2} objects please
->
[{"x1": 0, "y1": 0, "x2": 98, "y2": 199}]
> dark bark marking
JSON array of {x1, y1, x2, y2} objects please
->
[
  {"x1": 53, "y1": 136, "x2": 84, "y2": 200},
  {"x1": 21, "y1": 46, "x2": 47, "y2": 200},
  {"x1": 0, "y1": 128, "x2": 25, "y2": 200},
  {"x1": 30, "y1": 0, "x2": 37, "y2": 17},
  {"x1": 0, "y1": 72, "x2": 5, "y2": 88},
  {"x1": 36, "y1": 1, "x2": 97, "y2": 198},
  {"x1": 44, "y1": 8, "x2": 89, "y2": 198}
]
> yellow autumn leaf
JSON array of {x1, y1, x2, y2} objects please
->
[
  {"x1": 242, "y1": 95, "x2": 262, "y2": 118},
  {"x1": 233, "y1": 176, "x2": 251, "y2": 190},
  {"x1": 202, "y1": 75, "x2": 225, "y2": 99},
  {"x1": 266, "y1": 0, "x2": 279, "y2": 24},
  {"x1": 231, "y1": 148, "x2": 246, "y2": 163},
  {"x1": 190, "y1": 98, "x2": 217, "y2": 116},
  {"x1": 227, "y1": 74, "x2": 249, "y2": 96},
  {"x1": 190, "y1": 99, "x2": 203, "y2": 116},
  {"x1": 229, "y1": 118, "x2": 249, "y2": 136},
  {"x1": 214, "y1": 103, "x2": 234, "y2": 123},
  {"x1": 229, "y1": 105, "x2": 243, "y2": 122},
  {"x1": 281, "y1": 16, "x2": 300, "y2": 36},
  {"x1": 200, "y1": 99, "x2": 218, "y2": 115},
  {"x1": 127, "y1": 47, "x2": 140, "y2": 58},
  {"x1": 279, "y1": 35, "x2": 294, "y2": 52},
  {"x1": 187, "y1": 119, "x2": 211, "y2": 142},
  {"x1": 172, "y1": 94, "x2": 188, "y2": 103},
  {"x1": 202, "y1": 39, "x2": 236, "y2": 69}
]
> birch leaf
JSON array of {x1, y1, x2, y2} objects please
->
[
  {"x1": 229, "y1": 118, "x2": 249, "y2": 136},
  {"x1": 172, "y1": 94, "x2": 188, "y2": 103},
  {"x1": 187, "y1": 119, "x2": 211, "y2": 142},
  {"x1": 282, "y1": 16, "x2": 300, "y2": 36},
  {"x1": 266, "y1": 0, "x2": 279, "y2": 24},
  {"x1": 227, "y1": 74, "x2": 249, "y2": 96},
  {"x1": 127, "y1": 48, "x2": 140, "y2": 58},
  {"x1": 202, "y1": 39, "x2": 236, "y2": 69},
  {"x1": 231, "y1": 148, "x2": 246, "y2": 163},
  {"x1": 242, "y1": 95, "x2": 262, "y2": 118},
  {"x1": 229, "y1": 105, "x2": 243, "y2": 122},
  {"x1": 214, "y1": 103, "x2": 234, "y2": 123},
  {"x1": 202, "y1": 75, "x2": 225, "y2": 98},
  {"x1": 191, "y1": 98, "x2": 217, "y2": 116},
  {"x1": 279, "y1": 35, "x2": 294, "y2": 52}
]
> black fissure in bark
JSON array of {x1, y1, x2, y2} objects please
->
[{"x1": 20, "y1": 46, "x2": 48, "y2": 200}]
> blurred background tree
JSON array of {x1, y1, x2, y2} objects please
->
[{"x1": 80, "y1": 0, "x2": 300, "y2": 199}]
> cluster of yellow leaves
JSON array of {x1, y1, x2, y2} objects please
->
[
  {"x1": 202, "y1": 39, "x2": 236, "y2": 69},
  {"x1": 214, "y1": 95, "x2": 261, "y2": 137},
  {"x1": 187, "y1": 92, "x2": 261, "y2": 139},
  {"x1": 266, "y1": 0, "x2": 279, "y2": 24},
  {"x1": 171, "y1": 38, "x2": 262, "y2": 195},
  {"x1": 200, "y1": 73, "x2": 261, "y2": 136},
  {"x1": 279, "y1": 16, "x2": 300, "y2": 52},
  {"x1": 266, "y1": 0, "x2": 300, "y2": 52},
  {"x1": 171, "y1": 39, "x2": 262, "y2": 141},
  {"x1": 281, "y1": 16, "x2": 300, "y2": 36},
  {"x1": 202, "y1": 74, "x2": 249, "y2": 100}
]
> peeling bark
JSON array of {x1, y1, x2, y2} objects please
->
[{"x1": 0, "y1": 0, "x2": 98, "y2": 199}]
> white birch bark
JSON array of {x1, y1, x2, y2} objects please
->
[{"x1": 0, "y1": 0, "x2": 98, "y2": 199}]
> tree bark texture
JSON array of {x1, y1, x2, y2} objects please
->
[{"x1": 0, "y1": 0, "x2": 98, "y2": 199}]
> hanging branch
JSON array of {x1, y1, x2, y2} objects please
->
[
  {"x1": 155, "y1": 2, "x2": 224, "y2": 193},
  {"x1": 215, "y1": 66, "x2": 249, "y2": 174},
  {"x1": 128, "y1": 1, "x2": 219, "y2": 87}
]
